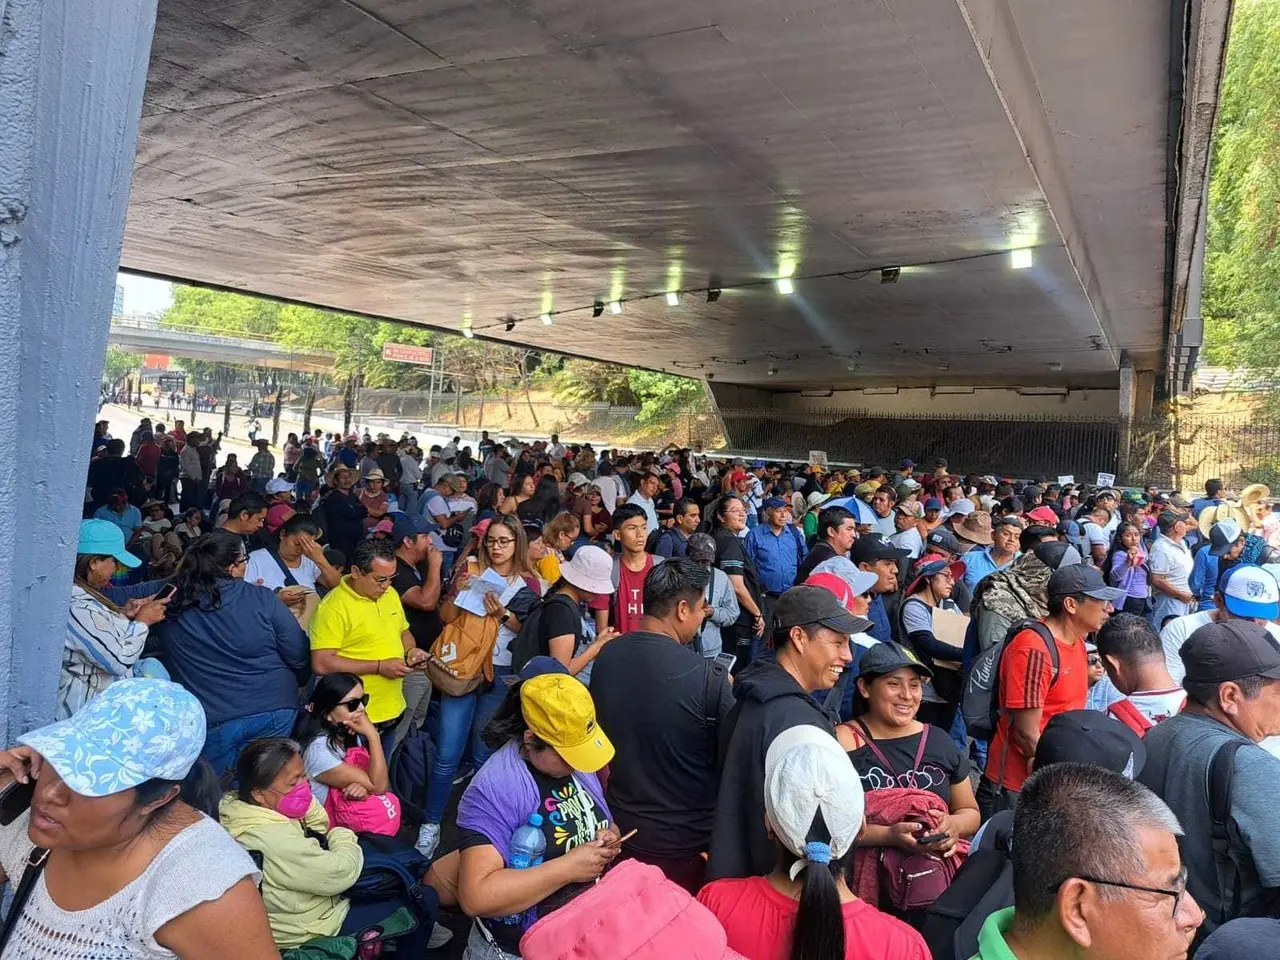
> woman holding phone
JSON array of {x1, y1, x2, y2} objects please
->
[{"x1": 60, "y1": 520, "x2": 170, "y2": 720}]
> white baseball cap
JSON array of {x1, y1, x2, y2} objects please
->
[
  {"x1": 946, "y1": 499, "x2": 975, "y2": 518},
  {"x1": 1220, "y1": 564, "x2": 1280, "y2": 620},
  {"x1": 764, "y1": 725, "x2": 865, "y2": 880}
]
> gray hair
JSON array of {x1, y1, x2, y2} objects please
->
[
  {"x1": 686, "y1": 532, "x2": 717, "y2": 565},
  {"x1": 1011, "y1": 762, "x2": 1182, "y2": 922}
]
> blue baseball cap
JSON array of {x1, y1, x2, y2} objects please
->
[
  {"x1": 1218, "y1": 564, "x2": 1280, "y2": 620},
  {"x1": 516, "y1": 655, "x2": 571, "y2": 683},
  {"x1": 20, "y1": 678, "x2": 206, "y2": 797},
  {"x1": 77, "y1": 518, "x2": 140, "y2": 568},
  {"x1": 390, "y1": 513, "x2": 438, "y2": 543},
  {"x1": 762, "y1": 497, "x2": 789, "y2": 510}
]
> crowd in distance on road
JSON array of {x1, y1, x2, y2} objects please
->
[{"x1": 9, "y1": 415, "x2": 1280, "y2": 960}]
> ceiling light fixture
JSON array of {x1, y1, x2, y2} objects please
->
[
  {"x1": 541, "y1": 313, "x2": 553, "y2": 325},
  {"x1": 462, "y1": 326, "x2": 474, "y2": 339},
  {"x1": 767, "y1": 367, "x2": 779, "y2": 376},
  {"x1": 1010, "y1": 248, "x2": 1033, "y2": 270},
  {"x1": 880, "y1": 267, "x2": 900, "y2": 284},
  {"x1": 609, "y1": 301, "x2": 623, "y2": 315},
  {"x1": 666, "y1": 292, "x2": 680, "y2": 306},
  {"x1": 592, "y1": 302, "x2": 604, "y2": 317},
  {"x1": 776, "y1": 277, "x2": 794, "y2": 295},
  {"x1": 707, "y1": 289, "x2": 721, "y2": 303},
  {"x1": 504, "y1": 318, "x2": 516, "y2": 333}
]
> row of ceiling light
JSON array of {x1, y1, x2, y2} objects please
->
[{"x1": 460, "y1": 247, "x2": 1035, "y2": 338}]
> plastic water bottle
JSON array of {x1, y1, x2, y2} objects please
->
[
  {"x1": 508, "y1": 813, "x2": 546, "y2": 869},
  {"x1": 495, "y1": 814, "x2": 546, "y2": 927}
]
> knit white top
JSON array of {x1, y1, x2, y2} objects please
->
[{"x1": 0, "y1": 811, "x2": 258, "y2": 958}]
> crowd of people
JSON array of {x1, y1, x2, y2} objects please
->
[{"x1": 9, "y1": 423, "x2": 1280, "y2": 959}]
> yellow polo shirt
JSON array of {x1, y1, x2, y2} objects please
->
[{"x1": 309, "y1": 577, "x2": 410, "y2": 723}]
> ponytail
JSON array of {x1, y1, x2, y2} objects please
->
[{"x1": 789, "y1": 811, "x2": 847, "y2": 960}]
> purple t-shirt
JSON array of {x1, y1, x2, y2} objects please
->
[{"x1": 1109, "y1": 549, "x2": 1149, "y2": 599}]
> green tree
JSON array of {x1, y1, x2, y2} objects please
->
[
  {"x1": 627, "y1": 369, "x2": 709, "y2": 424},
  {"x1": 102, "y1": 347, "x2": 143, "y2": 385},
  {"x1": 553, "y1": 360, "x2": 637, "y2": 405},
  {"x1": 1204, "y1": 0, "x2": 1280, "y2": 367}
]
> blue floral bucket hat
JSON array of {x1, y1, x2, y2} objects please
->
[{"x1": 20, "y1": 678, "x2": 206, "y2": 797}]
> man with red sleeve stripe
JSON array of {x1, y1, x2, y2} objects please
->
[{"x1": 978, "y1": 565, "x2": 1126, "y2": 817}]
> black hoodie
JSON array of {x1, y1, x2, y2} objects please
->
[{"x1": 706, "y1": 659, "x2": 836, "y2": 881}]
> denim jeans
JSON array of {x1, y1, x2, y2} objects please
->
[
  {"x1": 423, "y1": 666, "x2": 513, "y2": 825},
  {"x1": 463, "y1": 920, "x2": 521, "y2": 960},
  {"x1": 202, "y1": 707, "x2": 298, "y2": 779}
]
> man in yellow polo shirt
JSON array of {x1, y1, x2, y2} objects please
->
[{"x1": 310, "y1": 538, "x2": 427, "y2": 753}]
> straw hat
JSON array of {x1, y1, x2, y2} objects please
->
[{"x1": 1198, "y1": 501, "x2": 1249, "y2": 540}]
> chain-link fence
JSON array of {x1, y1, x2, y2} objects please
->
[{"x1": 1128, "y1": 410, "x2": 1280, "y2": 490}]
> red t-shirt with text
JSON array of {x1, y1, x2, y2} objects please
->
[
  {"x1": 589, "y1": 555, "x2": 653, "y2": 635},
  {"x1": 985, "y1": 623, "x2": 1088, "y2": 791}
]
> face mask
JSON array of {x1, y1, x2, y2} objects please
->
[{"x1": 275, "y1": 780, "x2": 312, "y2": 820}]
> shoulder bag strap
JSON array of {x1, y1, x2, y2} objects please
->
[
  {"x1": 0, "y1": 846, "x2": 48, "y2": 952},
  {"x1": 267, "y1": 549, "x2": 299, "y2": 588},
  {"x1": 703, "y1": 660, "x2": 728, "y2": 726},
  {"x1": 853, "y1": 719, "x2": 901, "y2": 776},
  {"x1": 912, "y1": 723, "x2": 931, "y2": 769}
]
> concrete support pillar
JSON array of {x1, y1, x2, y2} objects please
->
[
  {"x1": 0, "y1": 0, "x2": 158, "y2": 741},
  {"x1": 1117, "y1": 357, "x2": 1136, "y2": 483}
]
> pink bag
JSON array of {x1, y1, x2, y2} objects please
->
[
  {"x1": 519, "y1": 859, "x2": 745, "y2": 960},
  {"x1": 322, "y1": 746, "x2": 402, "y2": 837}
]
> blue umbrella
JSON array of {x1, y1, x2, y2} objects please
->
[{"x1": 824, "y1": 496, "x2": 876, "y2": 525}]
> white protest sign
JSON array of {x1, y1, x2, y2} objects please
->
[
  {"x1": 1095, "y1": 472, "x2": 1116, "y2": 488},
  {"x1": 808, "y1": 450, "x2": 828, "y2": 467}
]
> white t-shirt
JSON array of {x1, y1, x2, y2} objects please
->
[
  {"x1": 1160, "y1": 610, "x2": 1280, "y2": 682},
  {"x1": 1148, "y1": 536, "x2": 1194, "y2": 593},
  {"x1": 890, "y1": 527, "x2": 924, "y2": 560},
  {"x1": 244, "y1": 548, "x2": 322, "y2": 591},
  {"x1": 627, "y1": 492, "x2": 659, "y2": 532},
  {"x1": 0, "y1": 812, "x2": 258, "y2": 960},
  {"x1": 1083, "y1": 522, "x2": 1110, "y2": 552},
  {"x1": 302, "y1": 735, "x2": 346, "y2": 804},
  {"x1": 421, "y1": 490, "x2": 451, "y2": 521},
  {"x1": 1107, "y1": 688, "x2": 1187, "y2": 726},
  {"x1": 873, "y1": 514, "x2": 897, "y2": 538}
]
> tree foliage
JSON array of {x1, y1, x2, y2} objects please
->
[
  {"x1": 1203, "y1": 0, "x2": 1280, "y2": 368},
  {"x1": 102, "y1": 347, "x2": 143, "y2": 385}
]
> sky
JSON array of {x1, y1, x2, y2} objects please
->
[{"x1": 116, "y1": 272, "x2": 174, "y2": 316}]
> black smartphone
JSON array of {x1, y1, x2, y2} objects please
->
[
  {"x1": 157, "y1": 583, "x2": 178, "y2": 601},
  {"x1": 714, "y1": 652, "x2": 737, "y2": 673},
  {"x1": 0, "y1": 779, "x2": 35, "y2": 826},
  {"x1": 916, "y1": 831, "x2": 949, "y2": 846}
]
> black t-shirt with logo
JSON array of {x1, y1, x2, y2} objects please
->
[
  {"x1": 459, "y1": 761, "x2": 608, "y2": 950},
  {"x1": 846, "y1": 723, "x2": 970, "y2": 807},
  {"x1": 392, "y1": 557, "x2": 441, "y2": 650}
]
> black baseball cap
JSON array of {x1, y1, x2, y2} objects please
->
[
  {"x1": 771, "y1": 585, "x2": 872, "y2": 636},
  {"x1": 1033, "y1": 540, "x2": 1082, "y2": 571},
  {"x1": 1046, "y1": 564, "x2": 1126, "y2": 604},
  {"x1": 1181, "y1": 620, "x2": 1280, "y2": 684},
  {"x1": 926, "y1": 528, "x2": 963, "y2": 555},
  {"x1": 858, "y1": 641, "x2": 933, "y2": 680},
  {"x1": 1034, "y1": 710, "x2": 1146, "y2": 778},
  {"x1": 850, "y1": 533, "x2": 911, "y2": 565}
]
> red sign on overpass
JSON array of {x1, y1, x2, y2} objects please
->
[{"x1": 381, "y1": 342, "x2": 434, "y2": 365}]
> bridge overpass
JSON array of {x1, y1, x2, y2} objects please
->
[
  {"x1": 108, "y1": 316, "x2": 334, "y2": 373},
  {"x1": 0, "y1": 0, "x2": 1236, "y2": 737}
]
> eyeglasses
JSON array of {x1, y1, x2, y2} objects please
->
[
  {"x1": 337, "y1": 693, "x2": 370, "y2": 711},
  {"x1": 1064, "y1": 866, "x2": 1188, "y2": 918},
  {"x1": 486, "y1": 537, "x2": 516, "y2": 547},
  {"x1": 365, "y1": 574, "x2": 394, "y2": 586},
  {"x1": 1087, "y1": 654, "x2": 1102, "y2": 666}
]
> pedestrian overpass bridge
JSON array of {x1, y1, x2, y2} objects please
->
[{"x1": 108, "y1": 316, "x2": 335, "y2": 374}]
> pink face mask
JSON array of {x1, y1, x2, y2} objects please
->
[{"x1": 275, "y1": 780, "x2": 312, "y2": 820}]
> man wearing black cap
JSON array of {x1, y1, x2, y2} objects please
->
[
  {"x1": 979, "y1": 564, "x2": 1125, "y2": 818},
  {"x1": 851, "y1": 533, "x2": 911, "y2": 645},
  {"x1": 708, "y1": 585, "x2": 870, "y2": 881},
  {"x1": 1139, "y1": 620, "x2": 1280, "y2": 939}
]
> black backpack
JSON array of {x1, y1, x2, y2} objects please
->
[
  {"x1": 960, "y1": 619, "x2": 1059, "y2": 741},
  {"x1": 920, "y1": 812, "x2": 1015, "y2": 960},
  {"x1": 509, "y1": 592, "x2": 583, "y2": 672}
]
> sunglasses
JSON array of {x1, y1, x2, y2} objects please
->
[{"x1": 337, "y1": 693, "x2": 370, "y2": 711}]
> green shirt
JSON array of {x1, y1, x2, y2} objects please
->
[
  {"x1": 972, "y1": 907, "x2": 1017, "y2": 960},
  {"x1": 803, "y1": 511, "x2": 819, "y2": 540}
]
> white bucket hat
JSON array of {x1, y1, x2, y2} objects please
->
[
  {"x1": 764, "y1": 725, "x2": 865, "y2": 880},
  {"x1": 560, "y1": 545, "x2": 616, "y2": 595}
]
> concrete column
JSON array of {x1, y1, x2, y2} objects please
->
[
  {"x1": 0, "y1": 0, "x2": 158, "y2": 742},
  {"x1": 1117, "y1": 356, "x2": 1136, "y2": 483}
]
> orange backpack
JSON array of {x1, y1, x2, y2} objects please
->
[{"x1": 424, "y1": 610, "x2": 499, "y2": 696}]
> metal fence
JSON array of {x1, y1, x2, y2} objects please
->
[
  {"x1": 715, "y1": 407, "x2": 1120, "y2": 479},
  {"x1": 1128, "y1": 410, "x2": 1280, "y2": 490}
]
